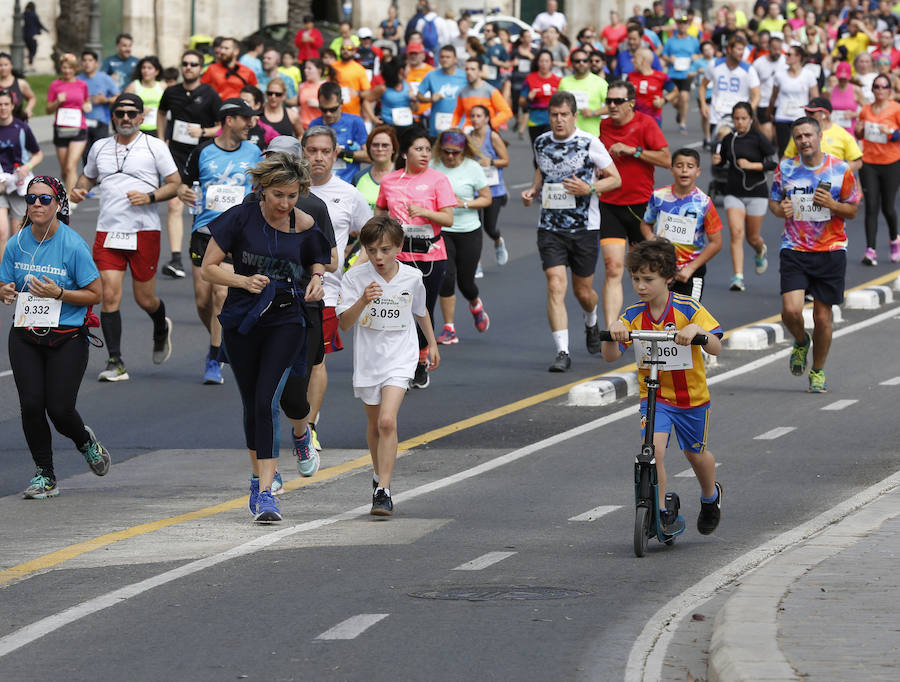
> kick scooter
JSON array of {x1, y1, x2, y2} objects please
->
[{"x1": 600, "y1": 329, "x2": 707, "y2": 557}]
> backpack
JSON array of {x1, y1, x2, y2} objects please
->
[{"x1": 422, "y1": 17, "x2": 439, "y2": 54}]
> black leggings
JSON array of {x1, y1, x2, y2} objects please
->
[
  {"x1": 479, "y1": 194, "x2": 507, "y2": 242},
  {"x1": 440, "y1": 230, "x2": 482, "y2": 301},
  {"x1": 223, "y1": 323, "x2": 305, "y2": 460},
  {"x1": 8, "y1": 329, "x2": 91, "y2": 476},
  {"x1": 859, "y1": 160, "x2": 900, "y2": 249},
  {"x1": 528, "y1": 123, "x2": 550, "y2": 167},
  {"x1": 406, "y1": 258, "x2": 447, "y2": 350},
  {"x1": 774, "y1": 120, "x2": 793, "y2": 157}
]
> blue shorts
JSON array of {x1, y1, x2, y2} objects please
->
[{"x1": 640, "y1": 401, "x2": 710, "y2": 454}]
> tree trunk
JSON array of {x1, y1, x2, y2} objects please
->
[
  {"x1": 287, "y1": 0, "x2": 314, "y2": 41},
  {"x1": 54, "y1": 0, "x2": 92, "y2": 68}
]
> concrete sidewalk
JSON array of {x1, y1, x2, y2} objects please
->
[
  {"x1": 28, "y1": 114, "x2": 53, "y2": 145},
  {"x1": 708, "y1": 484, "x2": 900, "y2": 681}
]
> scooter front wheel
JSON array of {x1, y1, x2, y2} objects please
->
[{"x1": 634, "y1": 506, "x2": 651, "y2": 557}]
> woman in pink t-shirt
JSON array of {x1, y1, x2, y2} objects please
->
[
  {"x1": 375, "y1": 126, "x2": 455, "y2": 389},
  {"x1": 46, "y1": 54, "x2": 91, "y2": 192}
]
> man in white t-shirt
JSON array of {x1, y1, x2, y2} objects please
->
[
  {"x1": 533, "y1": 0, "x2": 568, "y2": 36},
  {"x1": 700, "y1": 35, "x2": 760, "y2": 140},
  {"x1": 71, "y1": 93, "x2": 181, "y2": 382},
  {"x1": 302, "y1": 125, "x2": 373, "y2": 447},
  {"x1": 752, "y1": 33, "x2": 786, "y2": 142}
]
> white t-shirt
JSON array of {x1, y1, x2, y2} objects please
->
[
  {"x1": 752, "y1": 54, "x2": 787, "y2": 107},
  {"x1": 773, "y1": 68, "x2": 818, "y2": 121},
  {"x1": 336, "y1": 260, "x2": 426, "y2": 387},
  {"x1": 85, "y1": 133, "x2": 178, "y2": 233},
  {"x1": 309, "y1": 175, "x2": 373, "y2": 306},
  {"x1": 532, "y1": 11, "x2": 567, "y2": 34},
  {"x1": 705, "y1": 58, "x2": 761, "y2": 125}
]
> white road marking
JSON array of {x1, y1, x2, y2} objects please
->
[
  {"x1": 821, "y1": 399, "x2": 858, "y2": 411},
  {"x1": 674, "y1": 463, "x2": 720, "y2": 478},
  {"x1": 508, "y1": 181, "x2": 532, "y2": 189},
  {"x1": 0, "y1": 370, "x2": 11, "y2": 378},
  {"x1": 880, "y1": 376, "x2": 900, "y2": 385},
  {"x1": 3, "y1": 305, "x2": 899, "y2": 662},
  {"x1": 568, "y1": 505, "x2": 622, "y2": 522},
  {"x1": 754, "y1": 426, "x2": 796, "y2": 440},
  {"x1": 452, "y1": 551, "x2": 517, "y2": 571},
  {"x1": 315, "y1": 614, "x2": 389, "y2": 640},
  {"x1": 685, "y1": 140, "x2": 704, "y2": 148}
]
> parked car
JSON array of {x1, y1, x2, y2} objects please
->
[{"x1": 469, "y1": 13, "x2": 539, "y2": 47}]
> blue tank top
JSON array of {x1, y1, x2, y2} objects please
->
[{"x1": 479, "y1": 130, "x2": 507, "y2": 198}]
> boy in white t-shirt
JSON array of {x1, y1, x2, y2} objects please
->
[{"x1": 336, "y1": 216, "x2": 440, "y2": 516}]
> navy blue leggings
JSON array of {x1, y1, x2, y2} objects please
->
[{"x1": 223, "y1": 323, "x2": 305, "y2": 460}]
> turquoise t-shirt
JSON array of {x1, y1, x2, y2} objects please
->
[{"x1": 430, "y1": 158, "x2": 488, "y2": 233}]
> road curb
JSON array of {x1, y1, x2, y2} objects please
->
[
  {"x1": 844, "y1": 285, "x2": 894, "y2": 309},
  {"x1": 566, "y1": 373, "x2": 638, "y2": 406},
  {"x1": 802, "y1": 304, "x2": 842, "y2": 328},
  {"x1": 725, "y1": 323, "x2": 784, "y2": 350}
]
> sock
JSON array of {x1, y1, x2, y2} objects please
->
[
  {"x1": 373, "y1": 473, "x2": 380, "y2": 484},
  {"x1": 209, "y1": 344, "x2": 219, "y2": 360},
  {"x1": 583, "y1": 305, "x2": 598, "y2": 328},
  {"x1": 552, "y1": 330, "x2": 569, "y2": 354},
  {"x1": 148, "y1": 299, "x2": 167, "y2": 337},
  {"x1": 701, "y1": 489, "x2": 719, "y2": 504},
  {"x1": 418, "y1": 347, "x2": 429, "y2": 363},
  {"x1": 100, "y1": 310, "x2": 122, "y2": 359},
  {"x1": 469, "y1": 298, "x2": 483, "y2": 313},
  {"x1": 444, "y1": 323, "x2": 455, "y2": 332},
  {"x1": 171, "y1": 251, "x2": 181, "y2": 262},
  {"x1": 294, "y1": 428, "x2": 309, "y2": 443},
  {"x1": 251, "y1": 474, "x2": 259, "y2": 480}
]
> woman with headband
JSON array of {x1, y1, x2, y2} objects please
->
[{"x1": 0, "y1": 176, "x2": 109, "y2": 499}]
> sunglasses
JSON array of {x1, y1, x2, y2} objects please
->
[
  {"x1": 572, "y1": 58, "x2": 589, "y2": 63},
  {"x1": 266, "y1": 91, "x2": 284, "y2": 97},
  {"x1": 606, "y1": 97, "x2": 630, "y2": 106},
  {"x1": 113, "y1": 109, "x2": 140, "y2": 119},
  {"x1": 441, "y1": 148, "x2": 462, "y2": 155},
  {"x1": 873, "y1": 83, "x2": 892, "y2": 89},
  {"x1": 320, "y1": 105, "x2": 341, "y2": 113},
  {"x1": 25, "y1": 193, "x2": 54, "y2": 206},
  {"x1": 181, "y1": 61, "x2": 201, "y2": 67}
]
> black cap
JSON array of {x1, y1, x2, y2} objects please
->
[
  {"x1": 112, "y1": 93, "x2": 144, "y2": 112},
  {"x1": 804, "y1": 97, "x2": 833, "y2": 113},
  {"x1": 217, "y1": 97, "x2": 257, "y2": 121}
]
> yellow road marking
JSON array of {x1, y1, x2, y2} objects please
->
[{"x1": 3, "y1": 268, "x2": 897, "y2": 587}]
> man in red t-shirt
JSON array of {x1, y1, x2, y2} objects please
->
[
  {"x1": 627, "y1": 48, "x2": 676, "y2": 124},
  {"x1": 295, "y1": 15, "x2": 324, "y2": 63},
  {"x1": 201, "y1": 37, "x2": 258, "y2": 100},
  {"x1": 598, "y1": 80, "x2": 671, "y2": 325},
  {"x1": 872, "y1": 29, "x2": 900, "y2": 70},
  {"x1": 601, "y1": 11, "x2": 628, "y2": 57}
]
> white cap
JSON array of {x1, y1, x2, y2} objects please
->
[{"x1": 358, "y1": 27, "x2": 373, "y2": 39}]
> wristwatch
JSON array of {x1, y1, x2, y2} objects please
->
[{"x1": 633, "y1": 146, "x2": 643, "y2": 159}]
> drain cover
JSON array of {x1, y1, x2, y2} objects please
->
[{"x1": 409, "y1": 585, "x2": 590, "y2": 601}]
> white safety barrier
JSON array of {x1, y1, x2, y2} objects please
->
[{"x1": 566, "y1": 373, "x2": 638, "y2": 406}]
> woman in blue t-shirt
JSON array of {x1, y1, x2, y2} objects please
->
[
  {"x1": 201, "y1": 153, "x2": 331, "y2": 524},
  {"x1": 378, "y1": 60, "x2": 417, "y2": 133},
  {"x1": 0, "y1": 175, "x2": 109, "y2": 500}
]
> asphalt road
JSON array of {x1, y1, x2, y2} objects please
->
[{"x1": 1, "y1": 110, "x2": 898, "y2": 681}]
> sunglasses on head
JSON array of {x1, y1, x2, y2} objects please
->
[
  {"x1": 181, "y1": 60, "x2": 201, "y2": 67},
  {"x1": 25, "y1": 193, "x2": 54, "y2": 206},
  {"x1": 606, "y1": 97, "x2": 630, "y2": 105},
  {"x1": 266, "y1": 90, "x2": 284, "y2": 97},
  {"x1": 113, "y1": 109, "x2": 140, "y2": 119},
  {"x1": 320, "y1": 105, "x2": 341, "y2": 113}
]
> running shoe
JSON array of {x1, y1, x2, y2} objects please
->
[
  {"x1": 203, "y1": 355, "x2": 224, "y2": 384},
  {"x1": 98, "y1": 357, "x2": 129, "y2": 382},
  {"x1": 585, "y1": 323, "x2": 602, "y2": 354},
  {"x1": 471, "y1": 305, "x2": 490, "y2": 333},
  {"x1": 808, "y1": 368, "x2": 827, "y2": 393},
  {"x1": 754, "y1": 243, "x2": 768, "y2": 274},
  {"x1": 474, "y1": 262, "x2": 484, "y2": 279},
  {"x1": 790, "y1": 332, "x2": 811, "y2": 376},
  {"x1": 294, "y1": 426, "x2": 320, "y2": 477},
  {"x1": 80, "y1": 425, "x2": 111, "y2": 476},
  {"x1": 410, "y1": 362, "x2": 430, "y2": 388},
  {"x1": 249, "y1": 476, "x2": 259, "y2": 513},
  {"x1": 23, "y1": 469, "x2": 59, "y2": 499},
  {"x1": 152, "y1": 317, "x2": 173, "y2": 364},
  {"x1": 891, "y1": 238, "x2": 900, "y2": 263},
  {"x1": 729, "y1": 275, "x2": 746, "y2": 292},
  {"x1": 679, "y1": 124, "x2": 688, "y2": 135},
  {"x1": 161, "y1": 259, "x2": 186, "y2": 279},
  {"x1": 495, "y1": 237, "x2": 509, "y2": 266},
  {"x1": 310, "y1": 423, "x2": 322, "y2": 451},
  {"x1": 548, "y1": 350, "x2": 571, "y2": 373},
  {"x1": 862, "y1": 248, "x2": 878, "y2": 266},
  {"x1": 436, "y1": 325, "x2": 459, "y2": 345},
  {"x1": 371, "y1": 488, "x2": 394, "y2": 516},
  {"x1": 697, "y1": 482, "x2": 723, "y2": 535},
  {"x1": 254, "y1": 490, "x2": 282, "y2": 523},
  {"x1": 272, "y1": 471, "x2": 284, "y2": 496}
]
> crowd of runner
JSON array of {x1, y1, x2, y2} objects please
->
[{"x1": 0, "y1": 1, "x2": 893, "y2": 522}]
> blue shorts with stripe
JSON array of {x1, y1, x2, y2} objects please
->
[{"x1": 640, "y1": 401, "x2": 710, "y2": 454}]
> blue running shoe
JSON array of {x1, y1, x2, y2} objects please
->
[
  {"x1": 272, "y1": 471, "x2": 284, "y2": 496},
  {"x1": 294, "y1": 426, "x2": 320, "y2": 477},
  {"x1": 249, "y1": 476, "x2": 259, "y2": 514},
  {"x1": 254, "y1": 489, "x2": 281, "y2": 523},
  {"x1": 203, "y1": 355, "x2": 224, "y2": 385}
]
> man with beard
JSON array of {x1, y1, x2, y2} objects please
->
[
  {"x1": 70, "y1": 94, "x2": 181, "y2": 382},
  {"x1": 331, "y1": 38, "x2": 375, "y2": 123},
  {"x1": 201, "y1": 37, "x2": 259, "y2": 101}
]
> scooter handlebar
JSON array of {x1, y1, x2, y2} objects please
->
[{"x1": 597, "y1": 330, "x2": 708, "y2": 345}]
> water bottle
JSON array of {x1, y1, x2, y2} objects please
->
[{"x1": 189, "y1": 181, "x2": 202, "y2": 215}]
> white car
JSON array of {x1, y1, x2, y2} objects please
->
[{"x1": 470, "y1": 14, "x2": 540, "y2": 47}]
